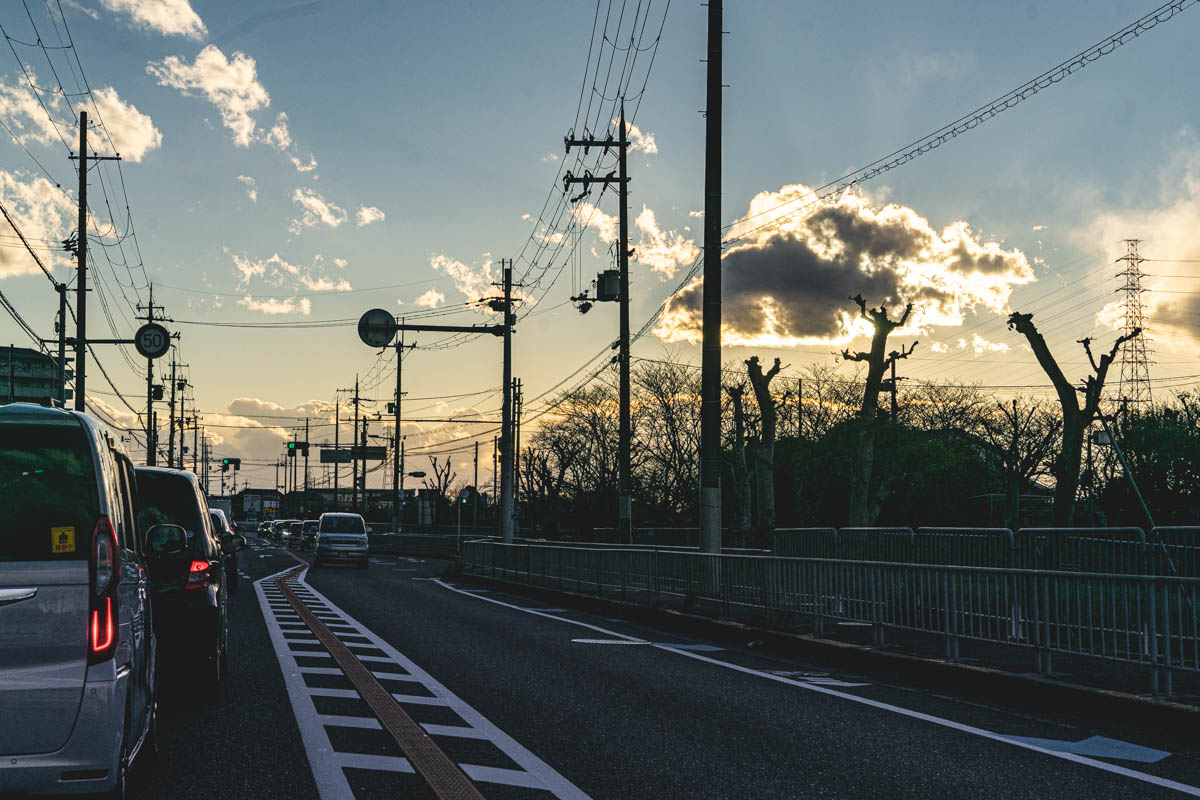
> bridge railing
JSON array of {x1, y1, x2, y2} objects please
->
[{"x1": 461, "y1": 540, "x2": 1200, "y2": 695}]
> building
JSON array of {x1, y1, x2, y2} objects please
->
[
  {"x1": 233, "y1": 488, "x2": 283, "y2": 522},
  {"x1": 0, "y1": 346, "x2": 62, "y2": 405}
]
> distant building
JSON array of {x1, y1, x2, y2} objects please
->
[
  {"x1": 233, "y1": 488, "x2": 283, "y2": 521},
  {"x1": 0, "y1": 346, "x2": 61, "y2": 405}
]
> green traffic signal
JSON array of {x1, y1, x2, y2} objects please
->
[{"x1": 287, "y1": 442, "x2": 296, "y2": 450}]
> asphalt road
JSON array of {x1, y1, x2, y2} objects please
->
[{"x1": 119, "y1": 536, "x2": 1200, "y2": 799}]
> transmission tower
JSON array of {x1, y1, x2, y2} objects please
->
[{"x1": 1115, "y1": 239, "x2": 1153, "y2": 406}]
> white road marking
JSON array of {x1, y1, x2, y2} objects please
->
[
  {"x1": 432, "y1": 579, "x2": 1200, "y2": 798},
  {"x1": 257, "y1": 567, "x2": 591, "y2": 800}
]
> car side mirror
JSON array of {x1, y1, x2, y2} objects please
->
[
  {"x1": 146, "y1": 524, "x2": 187, "y2": 556},
  {"x1": 221, "y1": 533, "x2": 247, "y2": 553}
]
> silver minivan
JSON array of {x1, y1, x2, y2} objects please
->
[{"x1": 0, "y1": 404, "x2": 161, "y2": 796}]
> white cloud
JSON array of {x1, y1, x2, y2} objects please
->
[
  {"x1": 236, "y1": 174, "x2": 257, "y2": 202},
  {"x1": 356, "y1": 206, "x2": 385, "y2": 227},
  {"x1": 541, "y1": 152, "x2": 560, "y2": 162},
  {"x1": 0, "y1": 75, "x2": 160, "y2": 162},
  {"x1": 430, "y1": 253, "x2": 496, "y2": 300},
  {"x1": 237, "y1": 296, "x2": 312, "y2": 315},
  {"x1": 931, "y1": 341, "x2": 949, "y2": 353},
  {"x1": 88, "y1": 86, "x2": 163, "y2": 162},
  {"x1": 333, "y1": 257, "x2": 348, "y2": 269},
  {"x1": 147, "y1": 45, "x2": 268, "y2": 147},
  {"x1": 262, "y1": 112, "x2": 317, "y2": 172},
  {"x1": 0, "y1": 171, "x2": 76, "y2": 279},
  {"x1": 1032, "y1": 225, "x2": 1047, "y2": 231},
  {"x1": 289, "y1": 188, "x2": 346, "y2": 234},
  {"x1": 622, "y1": 119, "x2": 657, "y2": 155},
  {"x1": 100, "y1": 0, "x2": 206, "y2": 39},
  {"x1": 521, "y1": 213, "x2": 532, "y2": 221},
  {"x1": 415, "y1": 288, "x2": 445, "y2": 308},
  {"x1": 658, "y1": 183, "x2": 1034, "y2": 347},
  {"x1": 634, "y1": 206, "x2": 700, "y2": 278},
  {"x1": 571, "y1": 202, "x2": 619, "y2": 244},
  {"x1": 230, "y1": 251, "x2": 352, "y2": 296},
  {"x1": 689, "y1": 210, "x2": 704, "y2": 218},
  {"x1": 61, "y1": 0, "x2": 101, "y2": 20}
]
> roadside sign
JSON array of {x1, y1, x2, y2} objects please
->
[
  {"x1": 358, "y1": 308, "x2": 396, "y2": 348},
  {"x1": 134, "y1": 322, "x2": 170, "y2": 359},
  {"x1": 320, "y1": 448, "x2": 352, "y2": 463},
  {"x1": 350, "y1": 445, "x2": 388, "y2": 460}
]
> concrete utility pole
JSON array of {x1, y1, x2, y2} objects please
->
[
  {"x1": 192, "y1": 415, "x2": 199, "y2": 473},
  {"x1": 56, "y1": 283, "x2": 67, "y2": 407},
  {"x1": 513, "y1": 377, "x2": 523, "y2": 518},
  {"x1": 73, "y1": 111, "x2": 87, "y2": 411},
  {"x1": 473, "y1": 440, "x2": 479, "y2": 530},
  {"x1": 564, "y1": 107, "x2": 634, "y2": 542},
  {"x1": 137, "y1": 283, "x2": 165, "y2": 465},
  {"x1": 352, "y1": 377, "x2": 360, "y2": 512},
  {"x1": 304, "y1": 416, "x2": 310, "y2": 492},
  {"x1": 167, "y1": 357, "x2": 177, "y2": 466},
  {"x1": 360, "y1": 416, "x2": 369, "y2": 515},
  {"x1": 499, "y1": 262, "x2": 516, "y2": 542},
  {"x1": 698, "y1": 0, "x2": 724, "y2": 555},
  {"x1": 334, "y1": 394, "x2": 341, "y2": 510},
  {"x1": 392, "y1": 331, "x2": 413, "y2": 531},
  {"x1": 69, "y1": 111, "x2": 120, "y2": 411}
]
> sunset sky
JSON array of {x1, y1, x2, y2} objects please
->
[{"x1": 1, "y1": 0, "x2": 1198, "y2": 488}]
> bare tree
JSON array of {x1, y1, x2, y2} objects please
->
[
  {"x1": 978, "y1": 397, "x2": 1062, "y2": 528},
  {"x1": 842, "y1": 295, "x2": 917, "y2": 526},
  {"x1": 423, "y1": 455, "x2": 456, "y2": 501},
  {"x1": 724, "y1": 383, "x2": 752, "y2": 537},
  {"x1": 1007, "y1": 312, "x2": 1139, "y2": 525},
  {"x1": 746, "y1": 356, "x2": 783, "y2": 535}
]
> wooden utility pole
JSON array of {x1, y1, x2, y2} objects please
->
[
  {"x1": 699, "y1": 0, "x2": 724, "y2": 554},
  {"x1": 167, "y1": 357, "x2": 177, "y2": 466},
  {"x1": 352, "y1": 377, "x2": 360, "y2": 512}
]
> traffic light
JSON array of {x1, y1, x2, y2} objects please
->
[
  {"x1": 287, "y1": 441, "x2": 297, "y2": 458},
  {"x1": 300, "y1": 442, "x2": 310, "y2": 457},
  {"x1": 152, "y1": 384, "x2": 164, "y2": 400},
  {"x1": 221, "y1": 457, "x2": 241, "y2": 471},
  {"x1": 387, "y1": 402, "x2": 395, "y2": 415}
]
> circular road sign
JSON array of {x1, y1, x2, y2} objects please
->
[
  {"x1": 358, "y1": 308, "x2": 397, "y2": 348},
  {"x1": 134, "y1": 322, "x2": 170, "y2": 359}
]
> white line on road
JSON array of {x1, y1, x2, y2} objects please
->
[{"x1": 432, "y1": 579, "x2": 1200, "y2": 798}]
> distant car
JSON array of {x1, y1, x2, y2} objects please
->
[
  {"x1": 0, "y1": 403, "x2": 157, "y2": 798},
  {"x1": 313, "y1": 513, "x2": 369, "y2": 569},
  {"x1": 136, "y1": 467, "x2": 241, "y2": 693},
  {"x1": 209, "y1": 508, "x2": 246, "y2": 594},
  {"x1": 288, "y1": 521, "x2": 303, "y2": 547},
  {"x1": 299, "y1": 520, "x2": 319, "y2": 551},
  {"x1": 274, "y1": 519, "x2": 299, "y2": 544}
]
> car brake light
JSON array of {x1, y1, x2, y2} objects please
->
[
  {"x1": 88, "y1": 518, "x2": 119, "y2": 664},
  {"x1": 186, "y1": 559, "x2": 211, "y2": 590},
  {"x1": 90, "y1": 597, "x2": 114, "y2": 652}
]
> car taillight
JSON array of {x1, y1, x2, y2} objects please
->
[
  {"x1": 185, "y1": 559, "x2": 211, "y2": 590},
  {"x1": 88, "y1": 517, "x2": 119, "y2": 664}
]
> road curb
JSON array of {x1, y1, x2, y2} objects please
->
[{"x1": 459, "y1": 572, "x2": 1200, "y2": 739}]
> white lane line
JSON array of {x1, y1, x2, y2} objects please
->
[
  {"x1": 320, "y1": 714, "x2": 382, "y2": 730},
  {"x1": 255, "y1": 569, "x2": 355, "y2": 800},
  {"x1": 299, "y1": 667, "x2": 344, "y2": 676},
  {"x1": 335, "y1": 753, "x2": 414, "y2": 773},
  {"x1": 309, "y1": 688, "x2": 360, "y2": 699},
  {"x1": 422, "y1": 724, "x2": 488, "y2": 740},
  {"x1": 462, "y1": 764, "x2": 548, "y2": 789},
  {"x1": 432, "y1": 579, "x2": 1200, "y2": 798},
  {"x1": 294, "y1": 572, "x2": 591, "y2": 800},
  {"x1": 372, "y1": 672, "x2": 420, "y2": 682},
  {"x1": 391, "y1": 694, "x2": 449, "y2": 706}
]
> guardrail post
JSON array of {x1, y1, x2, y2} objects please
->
[{"x1": 1148, "y1": 578, "x2": 1160, "y2": 696}]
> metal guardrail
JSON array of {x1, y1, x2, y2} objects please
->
[
  {"x1": 771, "y1": 526, "x2": 1200, "y2": 577},
  {"x1": 462, "y1": 541, "x2": 1200, "y2": 695},
  {"x1": 369, "y1": 533, "x2": 462, "y2": 557}
]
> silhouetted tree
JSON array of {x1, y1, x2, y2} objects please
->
[
  {"x1": 724, "y1": 383, "x2": 752, "y2": 538},
  {"x1": 746, "y1": 356, "x2": 783, "y2": 536},
  {"x1": 841, "y1": 295, "x2": 917, "y2": 526},
  {"x1": 1007, "y1": 312, "x2": 1139, "y2": 525}
]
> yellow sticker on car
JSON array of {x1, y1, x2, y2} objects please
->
[{"x1": 51, "y1": 526, "x2": 75, "y2": 554}]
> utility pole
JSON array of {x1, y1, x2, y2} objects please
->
[
  {"x1": 167, "y1": 357, "x2": 177, "y2": 466},
  {"x1": 473, "y1": 440, "x2": 479, "y2": 531},
  {"x1": 136, "y1": 283, "x2": 165, "y2": 465},
  {"x1": 73, "y1": 111, "x2": 87, "y2": 411},
  {"x1": 513, "y1": 377, "x2": 523, "y2": 524},
  {"x1": 69, "y1": 111, "x2": 120, "y2": 411},
  {"x1": 392, "y1": 331, "x2": 413, "y2": 532},
  {"x1": 360, "y1": 415, "x2": 369, "y2": 515},
  {"x1": 352, "y1": 377, "x2": 360, "y2": 512},
  {"x1": 304, "y1": 416, "x2": 310, "y2": 493},
  {"x1": 699, "y1": 0, "x2": 724, "y2": 555},
  {"x1": 192, "y1": 415, "x2": 199, "y2": 473},
  {"x1": 564, "y1": 105, "x2": 633, "y2": 542},
  {"x1": 56, "y1": 283, "x2": 67, "y2": 407},
  {"x1": 498, "y1": 262, "x2": 515, "y2": 542},
  {"x1": 274, "y1": 460, "x2": 280, "y2": 494},
  {"x1": 492, "y1": 436, "x2": 498, "y2": 511},
  {"x1": 334, "y1": 394, "x2": 341, "y2": 511},
  {"x1": 797, "y1": 377, "x2": 803, "y2": 438}
]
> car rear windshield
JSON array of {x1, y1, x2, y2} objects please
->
[
  {"x1": 136, "y1": 471, "x2": 205, "y2": 549},
  {"x1": 321, "y1": 515, "x2": 365, "y2": 533},
  {"x1": 0, "y1": 420, "x2": 98, "y2": 561}
]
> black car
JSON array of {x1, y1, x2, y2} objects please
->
[
  {"x1": 135, "y1": 467, "x2": 242, "y2": 692},
  {"x1": 208, "y1": 509, "x2": 246, "y2": 594}
]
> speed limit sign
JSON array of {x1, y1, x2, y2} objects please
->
[{"x1": 134, "y1": 322, "x2": 170, "y2": 359}]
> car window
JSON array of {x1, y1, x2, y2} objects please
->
[
  {"x1": 0, "y1": 420, "x2": 98, "y2": 561},
  {"x1": 135, "y1": 471, "x2": 207, "y2": 556},
  {"x1": 320, "y1": 515, "x2": 365, "y2": 533},
  {"x1": 115, "y1": 454, "x2": 140, "y2": 554}
]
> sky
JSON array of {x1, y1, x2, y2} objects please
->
[{"x1": 1, "y1": 0, "x2": 1198, "y2": 491}]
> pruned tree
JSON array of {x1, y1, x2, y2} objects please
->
[
  {"x1": 423, "y1": 455, "x2": 456, "y2": 501},
  {"x1": 1007, "y1": 312, "x2": 1140, "y2": 525},
  {"x1": 724, "y1": 383, "x2": 752, "y2": 538},
  {"x1": 842, "y1": 295, "x2": 917, "y2": 526},
  {"x1": 746, "y1": 356, "x2": 783, "y2": 536}
]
